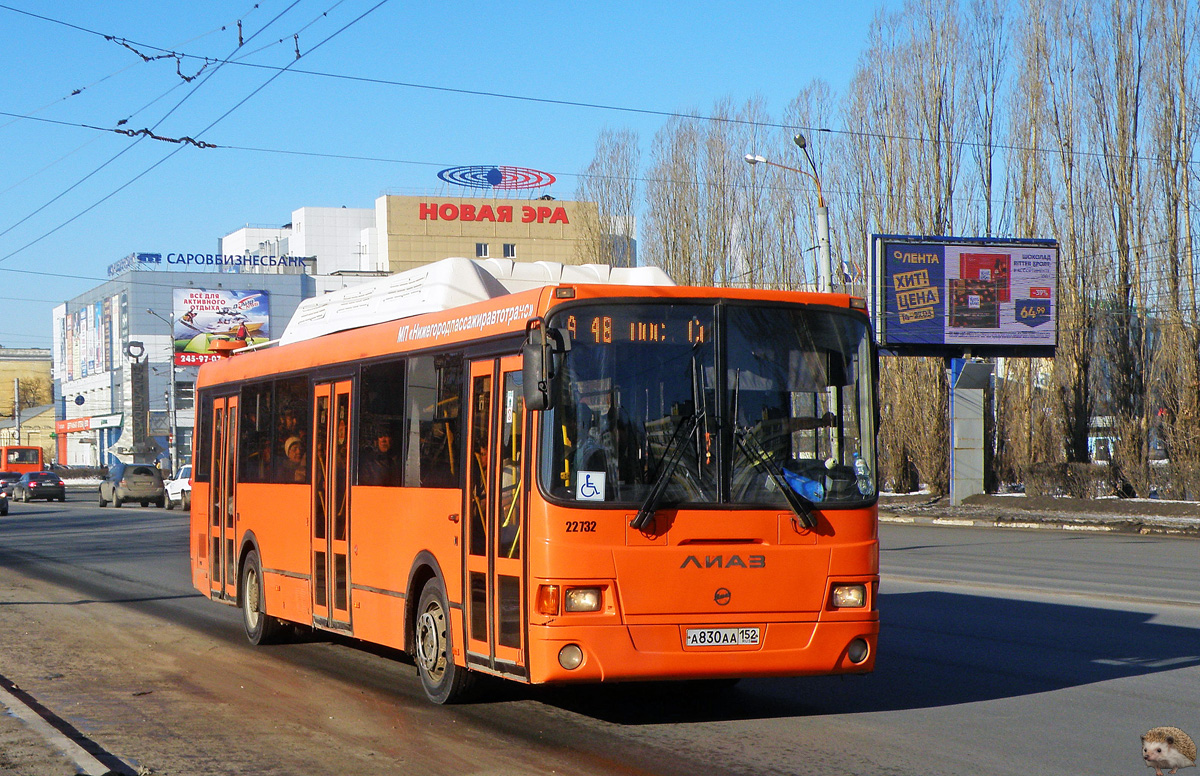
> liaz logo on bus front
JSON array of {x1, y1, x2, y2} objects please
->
[{"x1": 680, "y1": 554, "x2": 766, "y2": 569}]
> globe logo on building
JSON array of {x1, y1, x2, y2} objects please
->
[{"x1": 437, "y1": 165, "x2": 556, "y2": 191}]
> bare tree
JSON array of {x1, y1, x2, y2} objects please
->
[
  {"x1": 993, "y1": 0, "x2": 1059, "y2": 484},
  {"x1": 644, "y1": 98, "x2": 782, "y2": 287},
  {"x1": 1145, "y1": 0, "x2": 1200, "y2": 495},
  {"x1": 780, "y1": 81, "x2": 838, "y2": 291},
  {"x1": 1085, "y1": 0, "x2": 1152, "y2": 494},
  {"x1": 965, "y1": 0, "x2": 1011, "y2": 236},
  {"x1": 1026, "y1": 0, "x2": 1102, "y2": 466},
  {"x1": 643, "y1": 115, "x2": 705, "y2": 282},
  {"x1": 576, "y1": 128, "x2": 641, "y2": 267},
  {"x1": 840, "y1": 9, "x2": 922, "y2": 491},
  {"x1": 843, "y1": 0, "x2": 965, "y2": 495},
  {"x1": 14, "y1": 377, "x2": 51, "y2": 416},
  {"x1": 907, "y1": 0, "x2": 966, "y2": 236}
]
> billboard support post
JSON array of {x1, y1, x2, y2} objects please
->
[{"x1": 950, "y1": 359, "x2": 994, "y2": 505}]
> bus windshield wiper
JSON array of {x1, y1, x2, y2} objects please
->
[
  {"x1": 733, "y1": 425, "x2": 817, "y2": 530},
  {"x1": 630, "y1": 412, "x2": 702, "y2": 531},
  {"x1": 731, "y1": 369, "x2": 816, "y2": 529}
]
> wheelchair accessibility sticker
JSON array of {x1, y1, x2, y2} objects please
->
[{"x1": 577, "y1": 471, "x2": 606, "y2": 501}]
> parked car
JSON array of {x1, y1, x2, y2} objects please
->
[
  {"x1": 165, "y1": 464, "x2": 192, "y2": 510},
  {"x1": 0, "y1": 488, "x2": 8, "y2": 516},
  {"x1": 12, "y1": 471, "x2": 66, "y2": 502},
  {"x1": 98, "y1": 462, "x2": 165, "y2": 508},
  {"x1": 0, "y1": 471, "x2": 20, "y2": 495}
]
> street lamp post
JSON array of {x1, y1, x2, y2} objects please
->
[
  {"x1": 146, "y1": 309, "x2": 177, "y2": 474},
  {"x1": 744, "y1": 132, "x2": 833, "y2": 293}
]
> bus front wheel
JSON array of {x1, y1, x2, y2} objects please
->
[
  {"x1": 414, "y1": 578, "x2": 475, "y2": 704},
  {"x1": 241, "y1": 549, "x2": 284, "y2": 645}
]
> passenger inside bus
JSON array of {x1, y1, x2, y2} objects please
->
[
  {"x1": 246, "y1": 436, "x2": 273, "y2": 480},
  {"x1": 279, "y1": 436, "x2": 307, "y2": 481},
  {"x1": 360, "y1": 427, "x2": 402, "y2": 486},
  {"x1": 417, "y1": 410, "x2": 458, "y2": 487}
]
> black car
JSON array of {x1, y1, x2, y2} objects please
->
[
  {"x1": 0, "y1": 471, "x2": 20, "y2": 494},
  {"x1": 13, "y1": 471, "x2": 66, "y2": 502}
]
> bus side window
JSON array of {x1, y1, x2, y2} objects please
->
[
  {"x1": 406, "y1": 355, "x2": 463, "y2": 488},
  {"x1": 239, "y1": 382, "x2": 274, "y2": 483},
  {"x1": 273, "y1": 376, "x2": 310, "y2": 484},
  {"x1": 359, "y1": 359, "x2": 406, "y2": 486},
  {"x1": 195, "y1": 395, "x2": 213, "y2": 483}
]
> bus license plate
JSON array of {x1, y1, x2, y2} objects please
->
[{"x1": 685, "y1": 627, "x2": 760, "y2": 647}]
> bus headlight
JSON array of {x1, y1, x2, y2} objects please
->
[
  {"x1": 831, "y1": 585, "x2": 866, "y2": 608},
  {"x1": 564, "y1": 587, "x2": 602, "y2": 612}
]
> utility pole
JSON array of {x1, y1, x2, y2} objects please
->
[
  {"x1": 13, "y1": 378, "x2": 20, "y2": 444},
  {"x1": 793, "y1": 134, "x2": 832, "y2": 293},
  {"x1": 166, "y1": 381, "x2": 177, "y2": 473},
  {"x1": 744, "y1": 134, "x2": 833, "y2": 293},
  {"x1": 146, "y1": 309, "x2": 178, "y2": 473}
]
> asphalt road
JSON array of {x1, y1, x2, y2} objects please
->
[{"x1": 0, "y1": 498, "x2": 1197, "y2": 775}]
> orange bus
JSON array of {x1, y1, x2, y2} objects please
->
[
  {"x1": 1, "y1": 445, "x2": 43, "y2": 474},
  {"x1": 189, "y1": 259, "x2": 879, "y2": 703}
]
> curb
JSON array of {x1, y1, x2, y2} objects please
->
[
  {"x1": 0, "y1": 675, "x2": 132, "y2": 776},
  {"x1": 879, "y1": 512, "x2": 1200, "y2": 538}
]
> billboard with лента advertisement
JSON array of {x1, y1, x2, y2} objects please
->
[{"x1": 871, "y1": 236, "x2": 1057, "y2": 357}]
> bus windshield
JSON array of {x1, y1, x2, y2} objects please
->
[{"x1": 542, "y1": 302, "x2": 876, "y2": 509}]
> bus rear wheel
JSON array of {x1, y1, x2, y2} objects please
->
[
  {"x1": 241, "y1": 549, "x2": 284, "y2": 645},
  {"x1": 414, "y1": 578, "x2": 475, "y2": 704}
]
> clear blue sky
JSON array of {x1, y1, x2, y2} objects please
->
[{"x1": 0, "y1": 0, "x2": 890, "y2": 348}]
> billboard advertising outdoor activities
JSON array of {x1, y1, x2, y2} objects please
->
[{"x1": 171, "y1": 288, "x2": 270, "y2": 365}]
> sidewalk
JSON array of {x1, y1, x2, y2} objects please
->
[
  {"x1": 880, "y1": 492, "x2": 1200, "y2": 537},
  {"x1": 0, "y1": 710, "x2": 85, "y2": 776}
]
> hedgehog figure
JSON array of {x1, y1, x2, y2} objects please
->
[{"x1": 1142, "y1": 727, "x2": 1197, "y2": 776}]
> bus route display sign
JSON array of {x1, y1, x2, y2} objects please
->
[{"x1": 870, "y1": 235, "x2": 1058, "y2": 357}]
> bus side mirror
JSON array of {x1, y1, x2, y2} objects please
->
[{"x1": 523, "y1": 322, "x2": 570, "y2": 411}]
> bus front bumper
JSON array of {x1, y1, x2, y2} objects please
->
[{"x1": 526, "y1": 618, "x2": 878, "y2": 685}]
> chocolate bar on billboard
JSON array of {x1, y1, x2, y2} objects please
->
[
  {"x1": 948, "y1": 278, "x2": 1000, "y2": 329},
  {"x1": 960, "y1": 252, "x2": 1011, "y2": 302}
]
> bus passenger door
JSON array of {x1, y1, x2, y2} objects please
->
[
  {"x1": 312, "y1": 380, "x2": 353, "y2": 629},
  {"x1": 464, "y1": 356, "x2": 527, "y2": 677},
  {"x1": 208, "y1": 395, "x2": 239, "y2": 601}
]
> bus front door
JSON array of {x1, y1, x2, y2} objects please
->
[
  {"x1": 312, "y1": 380, "x2": 352, "y2": 629},
  {"x1": 465, "y1": 356, "x2": 527, "y2": 678},
  {"x1": 208, "y1": 395, "x2": 238, "y2": 601}
]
